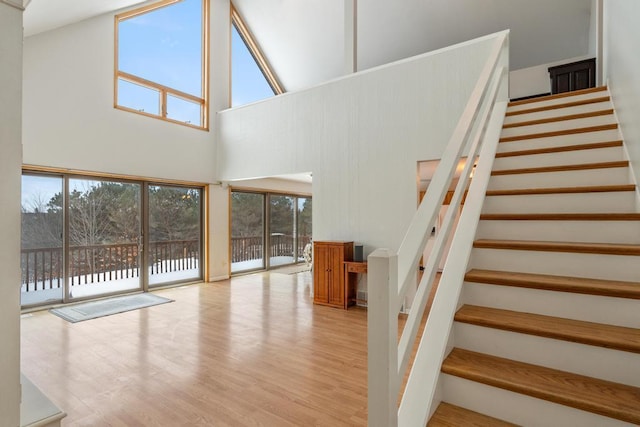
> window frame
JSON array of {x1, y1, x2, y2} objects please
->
[{"x1": 114, "y1": 0, "x2": 210, "y2": 130}]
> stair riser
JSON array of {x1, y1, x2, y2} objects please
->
[
  {"x1": 507, "y1": 90, "x2": 609, "y2": 113},
  {"x1": 476, "y1": 220, "x2": 640, "y2": 244},
  {"x1": 454, "y1": 323, "x2": 640, "y2": 387},
  {"x1": 487, "y1": 168, "x2": 632, "y2": 190},
  {"x1": 442, "y1": 375, "x2": 634, "y2": 427},
  {"x1": 469, "y1": 248, "x2": 640, "y2": 282},
  {"x1": 493, "y1": 146, "x2": 625, "y2": 170},
  {"x1": 462, "y1": 282, "x2": 639, "y2": 328},
  {"x1": 482, "y1": 192, "x2": 636, "y2": 214},
  {"x1": 500, "y1": 115, "x2": 616, "y2": 139},
  {"x1": 503, "y1": 101, "x2": 613, "y2": 125},
  {"x1": 497, "y1": 129, "x2": 621, "y2": 152}
]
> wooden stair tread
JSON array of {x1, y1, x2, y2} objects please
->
[
  {"x1": 499, "y1": 124, "x2": 618, "y2": 143},
  {"x1": 442, "y1": 348, "x2": 640, "y2": 424},
  {"x1": 480, "y1": 212, "x2": 640, "y2": 221},
  {"x1": 428, "y1": 402, "x2": 518, "y2": 427},
  {"x1": 485, "y1": 184, "x2": 636, "y2": 196},
  {"x1": 464, "y1": 269, "x2": 640, "y2": 299},
  {"x1": 503, "y1": 109, "x2": 613, "y2": 129},
  {"x1": 495, "y1": 140, "x2": 622, "y2": 158},
  {"x1": 455, "y1": 305, "x2": 640, "y2": 354},
  {"x1": 506, "y1": 96, "x2": 610, "y2": 117},
  {"x1": 508, "y1": 86, "x2": 608, "y2": 107},
  {"x1": 491, "y1": 160, "x2": 628, "y2": 176},
  {"x1": 473, "y1": 239, "x2": 640, "y2": 255}
]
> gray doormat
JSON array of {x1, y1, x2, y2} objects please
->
[
  {"x1": 50, "y1": 293, "x2": 173, "y2": 323},
  {"x1": 272, "y1": 264, "x2": 312, "y2": 275}
]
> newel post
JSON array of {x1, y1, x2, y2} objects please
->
[{"x1": 367, "y1": 249, "x2": 398, "y2": 427}]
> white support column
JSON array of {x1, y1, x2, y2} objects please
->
[
  {"x1": 596, "y1": 0, "x2": 604, "y2": 86},
  {"x1": 344, "y1": 0, "x2": 357, "y2": 74},
  {"x1": 0, "y1": 3, "x2": 23, "y2": 426},
  {"x1": 367, "y1": 249, "x2": 398, "y2": 427}
]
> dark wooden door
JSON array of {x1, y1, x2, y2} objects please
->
[{"x1": 548, "y1": 58, "x2": 596, "y2": 94}]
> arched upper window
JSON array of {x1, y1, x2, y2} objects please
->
[{"x1": 115, "y1": 0, "x2": 209, "y2": 130}]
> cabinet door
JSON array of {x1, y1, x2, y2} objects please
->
[
  {"x1": 313, "y1": 246, "x2": 329, "y2": 303},
  {"x1": 327, "y1": 246, "x2": 344, "y2": 307}
]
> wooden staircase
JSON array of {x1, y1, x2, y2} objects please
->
[{"x1": 428, "y1": 87, "x2": 640, "y2": 426}]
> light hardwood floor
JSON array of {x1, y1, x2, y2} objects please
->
[{"x1": 21, "y1": 271, "x2": 369, "y2": 426}]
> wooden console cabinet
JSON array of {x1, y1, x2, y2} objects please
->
[{"x1": 313, "y1": 241, "x2": 353, "y2": 309}]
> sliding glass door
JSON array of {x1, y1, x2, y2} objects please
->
[
  {"x1": 297, "y1": 197, "x2": 312, "y2": 261},
  {"x1": 20, "y1": 174, "x2": 64, "y2": 306},
  {"x1": 67, "y1": 178, "x2": 142, "y2": 300},
  {"x1": 231, "y1": 192, "x2": 265, "y2": 273},
  {"x1": 269, "y1": 195, "x2": 296, "y2": 267},
  {"x1": 148, "y1": 185, "x2": 202, "y2": 286},
  {"x1": 20, "y1": 172, "x2": 204, "y2": 307}
]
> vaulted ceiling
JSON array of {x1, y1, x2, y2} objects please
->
[{"x1": 24, "y1": 0, "x2": 594, "y2": 92}]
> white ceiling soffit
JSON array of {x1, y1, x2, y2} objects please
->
[
  {"x1": 235, "y1": 0, "x2": 592, "y2": 92},
  {"x1": 23, "y1": 0, "x2": 148, "y2": 37}
]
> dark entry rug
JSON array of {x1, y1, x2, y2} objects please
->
[{"x1": 50, "y1": 293, "x2": 173, "y2": 323}]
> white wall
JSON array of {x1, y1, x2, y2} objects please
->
[
  {"x1": 0, "y1": 4, "x2": 23, "y2": 425},
  {"x1": 22, "y1": 10, "x2": 216, "y2": 183},
  {"x1": 604, "y1": 0, "x2": 640, "y2": 204},
  {"x1": 22, "y1": 0, "x2": 235, "y2": 281},
  {"x1": 218, "y1": 34, "x2": 499, "y2": 256},
  {"x1": 509, "y1": 55, "x2": 593, "y2": 99}
]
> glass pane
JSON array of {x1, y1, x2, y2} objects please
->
[
  {"x1": 117, "y1": 78, "x2": 160, "y2": 115},
  {"x1": 297, "y1": 197, "x2": 312, "y2": 262},
  {"x1": 68, "y1": 179, "x2": 141, "y2": 299},
  {"x1": 21, "y1": 175, "x2": 64, "y2": 306},
  {"x1": 231, "y1": 192, "x2": 264, "y2": 273},
  {"x1": 231, "y1": 23, "x2": 276, "y2": 106},
  {"x1": 118, "y1": 0, "x2": 203, "y2": 97},
  {"x1": 148, "y1": 185, "x2": 202, "y2": 286},
  {"x1": 269, "y1": 195, "x2": 295, "y2": 267},
  {"x1": 166, "y1": 94, "x2": 202, "y2": 126}
]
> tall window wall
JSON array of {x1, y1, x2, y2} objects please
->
[
  {"x1": 20, "y1": 172, "x2": 204, "y2": 307},
  {"x1": 231, "y1": 191, "x2": 311, "y2": 274}
]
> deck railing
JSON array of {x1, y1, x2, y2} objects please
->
[
  {"x1": 230, "y1": 234, "x2": 312, "y2": 263},
  {"x1": 21, "y1": 239, "x2": 200, "y2": 291}
]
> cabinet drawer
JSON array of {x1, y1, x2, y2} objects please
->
[{"x1": 345, "y1": 263, "x2": 367, "y2": 274}]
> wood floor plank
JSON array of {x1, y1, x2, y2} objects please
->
[
  {"x1": 464, "y1": 269, "x2": 640, "y2": 299},
  {"x1": 428, "y1": 402, "x2": 519, "y2": 427},
  {"x1": 495, "y1": 140, "x2": 623, "y2": 158},
  {"x1": 502, "y1": 109, "x2": 613, "y2": 129},
  {"x1": 455, "y1": 305, "x2": 640, "y2": 353},
  {"x1": 441, "y1": 348, "x2": 640, "y2": 424},
  {"x1": 473, "y1": 239, "x2": 640, "y2": 255},
  {"x1": 20, "y1": 272, "x2": 369, "y2": 426},
  {"x1": 499, "y1": 124, "x2": 618, "y2": 143}
]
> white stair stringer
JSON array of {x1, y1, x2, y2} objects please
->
[{"x1": 442, "y1": 375, "x2": 636, "y2": 427}]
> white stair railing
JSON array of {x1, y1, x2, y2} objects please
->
[{"x1": 368, "y1": 30, "x2": 510, "y2": 427}]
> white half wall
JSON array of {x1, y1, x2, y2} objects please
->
[
  {"x1": 0, "y1": 4, "x2": 23, "y2": 426},
  {"x1": 218, "y1": 34, "x2": 499, "y2": 256},
  {"x1": 604, "y1": 0, "x2": 640, "y2": 204},
  {"x1": 22, "y1": 5, "x2": 216, "y2": 184}
]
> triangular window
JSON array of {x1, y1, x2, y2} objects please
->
[{"x1": 231, "y1": 7, "x2": 283, "y2": 107}]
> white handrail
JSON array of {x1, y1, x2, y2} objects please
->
[{"x1": 368, "y1": 30, "x2": 509, "y2": 427}]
